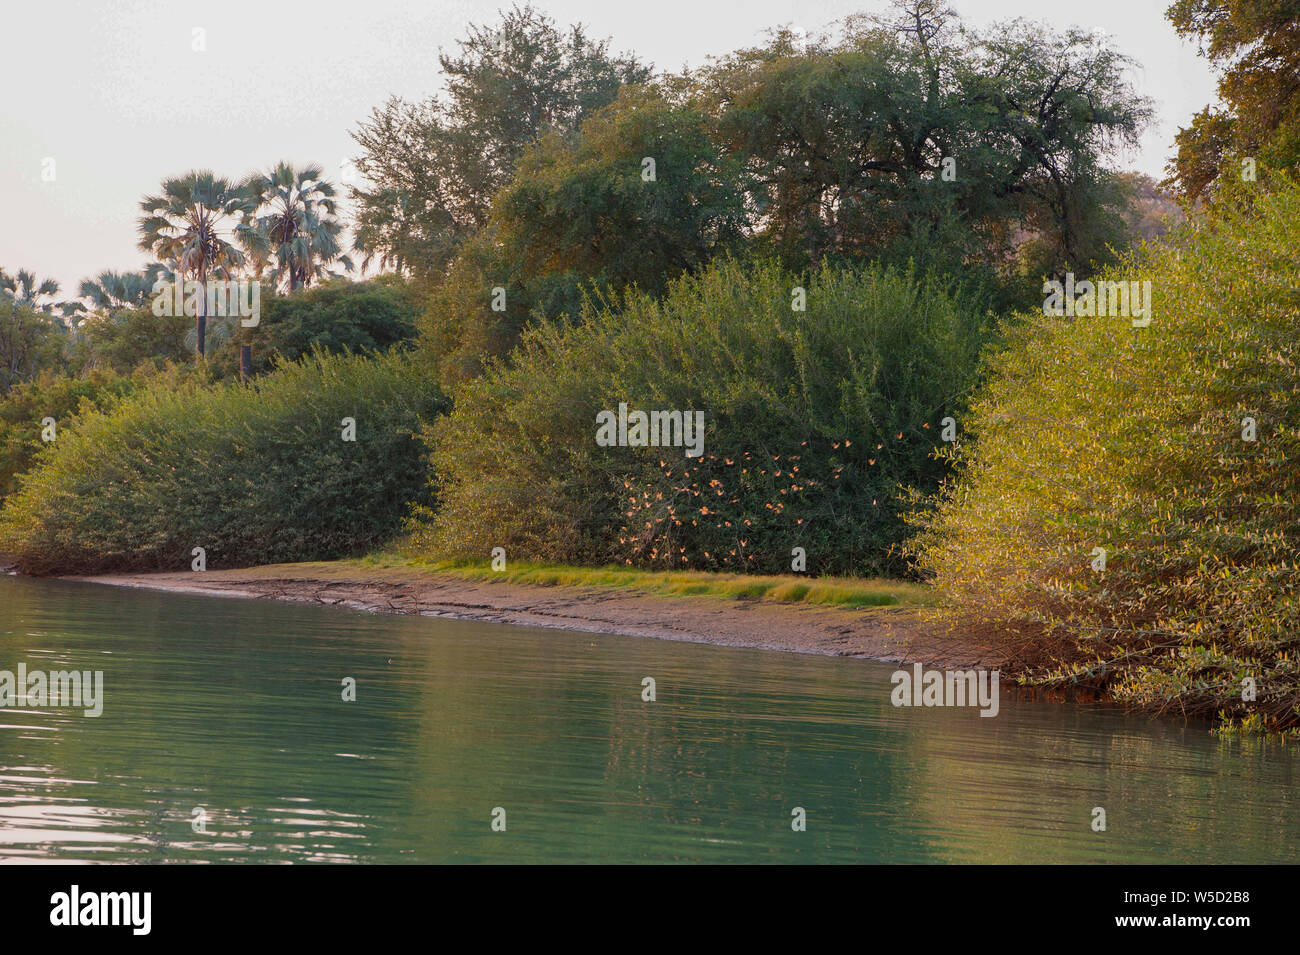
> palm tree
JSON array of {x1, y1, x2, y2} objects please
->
[
  {"x1": 252, "y1": 162, "x2": 353, "y2": 292},
  {"x1": 137, "y1": 171, "x2": 265, "y2": 357},
  {"x1": 0, "y1": 267, "x2": 83, "y2": 331},
  {"x1": 78, "y1": 265, "x2": 170, "y2": 315},
  {"x1": 2, "y1": 268, "x2": 63, "y2": 314},
  {"x1": 54, "y1": 301, "x2": 87, "y2": 330}
]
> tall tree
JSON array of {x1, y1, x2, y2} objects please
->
[
  {"x1": 2, "y1": 268, "x2": 63, "y2": 315},
  {"x1": 695, "y1": 1, "x2": 1150, "y2": 278},
  {"x1": 349, "y1": 3, "x2": 650, "y2": 277},
  {"x1": 137, "y1": 171, "x2": 264, "y2": 357},
  {"x1": 0, "y1": 267, "x2": 83, "y2": 332},
  {"x1": 252, "y1": 162, "x2": 352, "y2": 292},
  {"x1": 422, "y1": 86, "x2": 748, "y2": 385},
  {"x1": 496, "y1": 87, "x2": 746, "y2": 296},
  {"x1": 1165, "y1": 0, "x2": 1300, "y2": 200},
  {"x1": 78, "y1": 266, "x2": 170, "y2": 314},
  {"x1": 0, "y1": 300, "x2": 63, "y2": 392},
  {"x1": 421, "y1": 1, "x2": 1153, "y2": 383}
]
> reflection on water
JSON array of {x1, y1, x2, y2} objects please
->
[{"x1": 0, "y1": 575, "x2": 1296, "y2": 863}]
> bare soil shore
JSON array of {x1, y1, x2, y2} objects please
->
[{"x1": 64, "y1": 561, "x2": 1013, "y2": 668}]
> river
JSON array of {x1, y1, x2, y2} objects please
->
[{"x1": 1, "y1": 575, "x2": 1295, "y2": 863}]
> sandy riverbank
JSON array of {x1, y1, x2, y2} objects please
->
[{"x1": 62, "y1": 561, "x2": 1016, "y2": 669}]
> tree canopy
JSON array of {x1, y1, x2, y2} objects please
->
[
  {"x1": 417, "y1": 2, "x2": 1153, "y2": 384},
  {"x1": 1165, "y1": 0, "x2": 1300, "y2": 199},
  {"x1": 349, "y1": 3, "x2": 649, "y2": 277}
]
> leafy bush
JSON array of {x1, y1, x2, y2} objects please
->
[
  {"x1": 73, "y1": 307, "x2": 191, "y2": 373},
  {"x1": 0, "y1": 303, "x2": 67, "y2": 392},
  {"x1": 410, "y1": 258, "x2": 985, "y2": 576},
  {"x1": 210, "y1": 277, "x2": 419, "y2": 378},
  {"x1": 909, "y1": 181, "x2": 1300, "y2": 730},
  {"x1": 0, "y1": 368, "x2": 143, "y2": 500},
  {"x1": 0, "y1": 350, "x2": 447, "y2": 573},
  {"x1": 417, "y1": 86, "x2": 747, "y2": 389}
]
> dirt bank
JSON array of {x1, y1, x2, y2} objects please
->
[{"x1": 67, "y1": 562, "x2": 1015, "y2": 668}]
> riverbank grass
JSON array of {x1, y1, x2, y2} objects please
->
[{"x1": 349, "y1": 555, "x2": 932, "y2": 608}]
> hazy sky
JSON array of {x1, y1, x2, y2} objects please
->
[{"x1": 0, "y1": 0, "x2": 1218, "y2": 296}]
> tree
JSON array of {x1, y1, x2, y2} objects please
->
[
  {"x1": 416, "y1": 2, "x2": 1151, "y2": 384},
  {"x1": 210, "y1": 277, "x2": 418, "y2": 378},
  {"x1": 420, "y1": 85, "x2": 748, "y2": 385},
  {"x1": 76, "y1": 306, "x2": 191, "y2": 374},
  {"x1": 0, "y1": 302, "x2": 63, "y2": 393},
  {"x1": 78, "y1": 266, "x2": 170, "y2": 315},
  {"x1": 0, "y1": 368, "x2": 139, "y2": 498},
  {"x1": 1008, "y1": 172, "x2": 1182, "y2": 301},
  {"x1": 1, "y1": 269, "x2": 81, "y2": 362},
  {"x1": 693, "y1": 3, "x2": 1150, "y2": 283},
  {"x1": 1165, "y1": 0, "x2": 1300, "y2": 200},
  {"x1": 349, "y1": 3, "x2": 649, "y2": 277},
  {"x1": 137, "y1": 171, "x2": 265, "y2": 357},
  {"x1": 1, "y1": 268, "x2": 67, "y2": 317},
  {"x1": 252, "y1": 162, "x2": 352, "y2": 292},
  {"x1": 496, "y1": 87, "x2": 747, "y2": 294}
]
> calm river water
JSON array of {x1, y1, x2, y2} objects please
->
[{"x1": 0, "y1": 575, "x2": 1295, "y2": 863}]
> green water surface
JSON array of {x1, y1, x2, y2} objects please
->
[{"x1": 0, "y1": 575, "x2": 1295, "y2": 863}]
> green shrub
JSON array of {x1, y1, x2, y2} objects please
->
[
  {"x1": 415, "y1": 87, "x2": 746, "y2": 391},
  {"x1": 0, "y1": 368, "x2": 143, "y2": 500},
  {"x1": 74, "y1": 307, "x2": 191, "y2": 373},
  {"x1": 410, "y1": 258, "x2": 986, "y2": 576},
  {"x1": 210, "y1": 277, "x2": 419, "y2": 378},
  {"x1": 909, "y1": 181, "x2": 1300, "y2": 730},
  {"x1": 0, "y1": 303, "x2": 67, "y2": 392},
  {"x1": 0, "y1": 350, "x2": 447, "y2": 573}
]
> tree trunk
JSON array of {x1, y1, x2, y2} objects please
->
[
  {"x1": 240, "y1": 344, "x2": 252, "y2": 380},
  {"x1": 196, "y1": 267, "x2": 207, "y2": 357}
]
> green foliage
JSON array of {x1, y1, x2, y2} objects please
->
[
  {"x1": 413, "y1": 5, "x2": 1153, "y2": 382},
  {"x1": 0, "y1": 368, "x2": 141, "y2": 499},
  {"x1": 1, "y1": 267, "x2": 74, "y2": 318},
  {"x1": 74, "y1": 307, "x2": 192, "y2": 373},
  {"x1": 419, "y1": 86, "x2": 748, "y2": 385},
  {"x1": 410, "y1": 258, "x2": 985, "y2": 577},
  {"x1": 497, "y1": 86, "x2": 747, "y2": 293},
  {"x1": 251, "y1": 161, "x2": 353, "y2": 291},
  {"x1": 1007, "y1": 171, "x2": 1183, "y2": 312},
  {"x1": 77, "y1": 267, "x2": 169, "y2": 314},
  {"x1": 349, "y1": 3, "x2": 649, "y2": 277},
  {"x1": 0, "y1": 302, "x2": 67, "y2": 392},
  {"x1": 0, "y1": 351, "x2": 448, "y2": 573},
  {"x1": 693, "y1": 10, "x2": 1151, "y2": 282},
  {"x1": 137, "y1": 169, "x2": 267, "y2": 357},
  {"x1": 1165, "y1": 0, "x2": 1300, "y2": 200},
  {"x1": 209, "y1": 278, "x2": 418, "y2": 378},
  {"x1": 909, "y1": 179, "x2": 1300, "y2": 730}
]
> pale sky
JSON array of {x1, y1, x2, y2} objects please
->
[{"x1": 0, "y1": 0, "x2": 1218, "y2": 296}]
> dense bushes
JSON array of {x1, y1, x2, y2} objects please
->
[
  {"x1": 409, "y1": 259, "x2": 985, "y2": 577},
  {"x1": 0, "y1": 368, "x2": 144, "y2": 499},
  {"x1": 72, "y1": 307, "x2": 191, "y2": 373},
  {"x1": 0, "y1": 303, "x2": 68, "y2": 392},
  {"x1": 0, "y1": 350, "x2": 446, "y2": 573},
  {"x1": 416, "y1": 87, "x2": 747, "y2": 388},
  {"x1": 909, "y1": 181, "x2": 1300, "y2": 730},
  {"x1": 210, "y1": 277, "x2": 420, "y2": 378}
]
